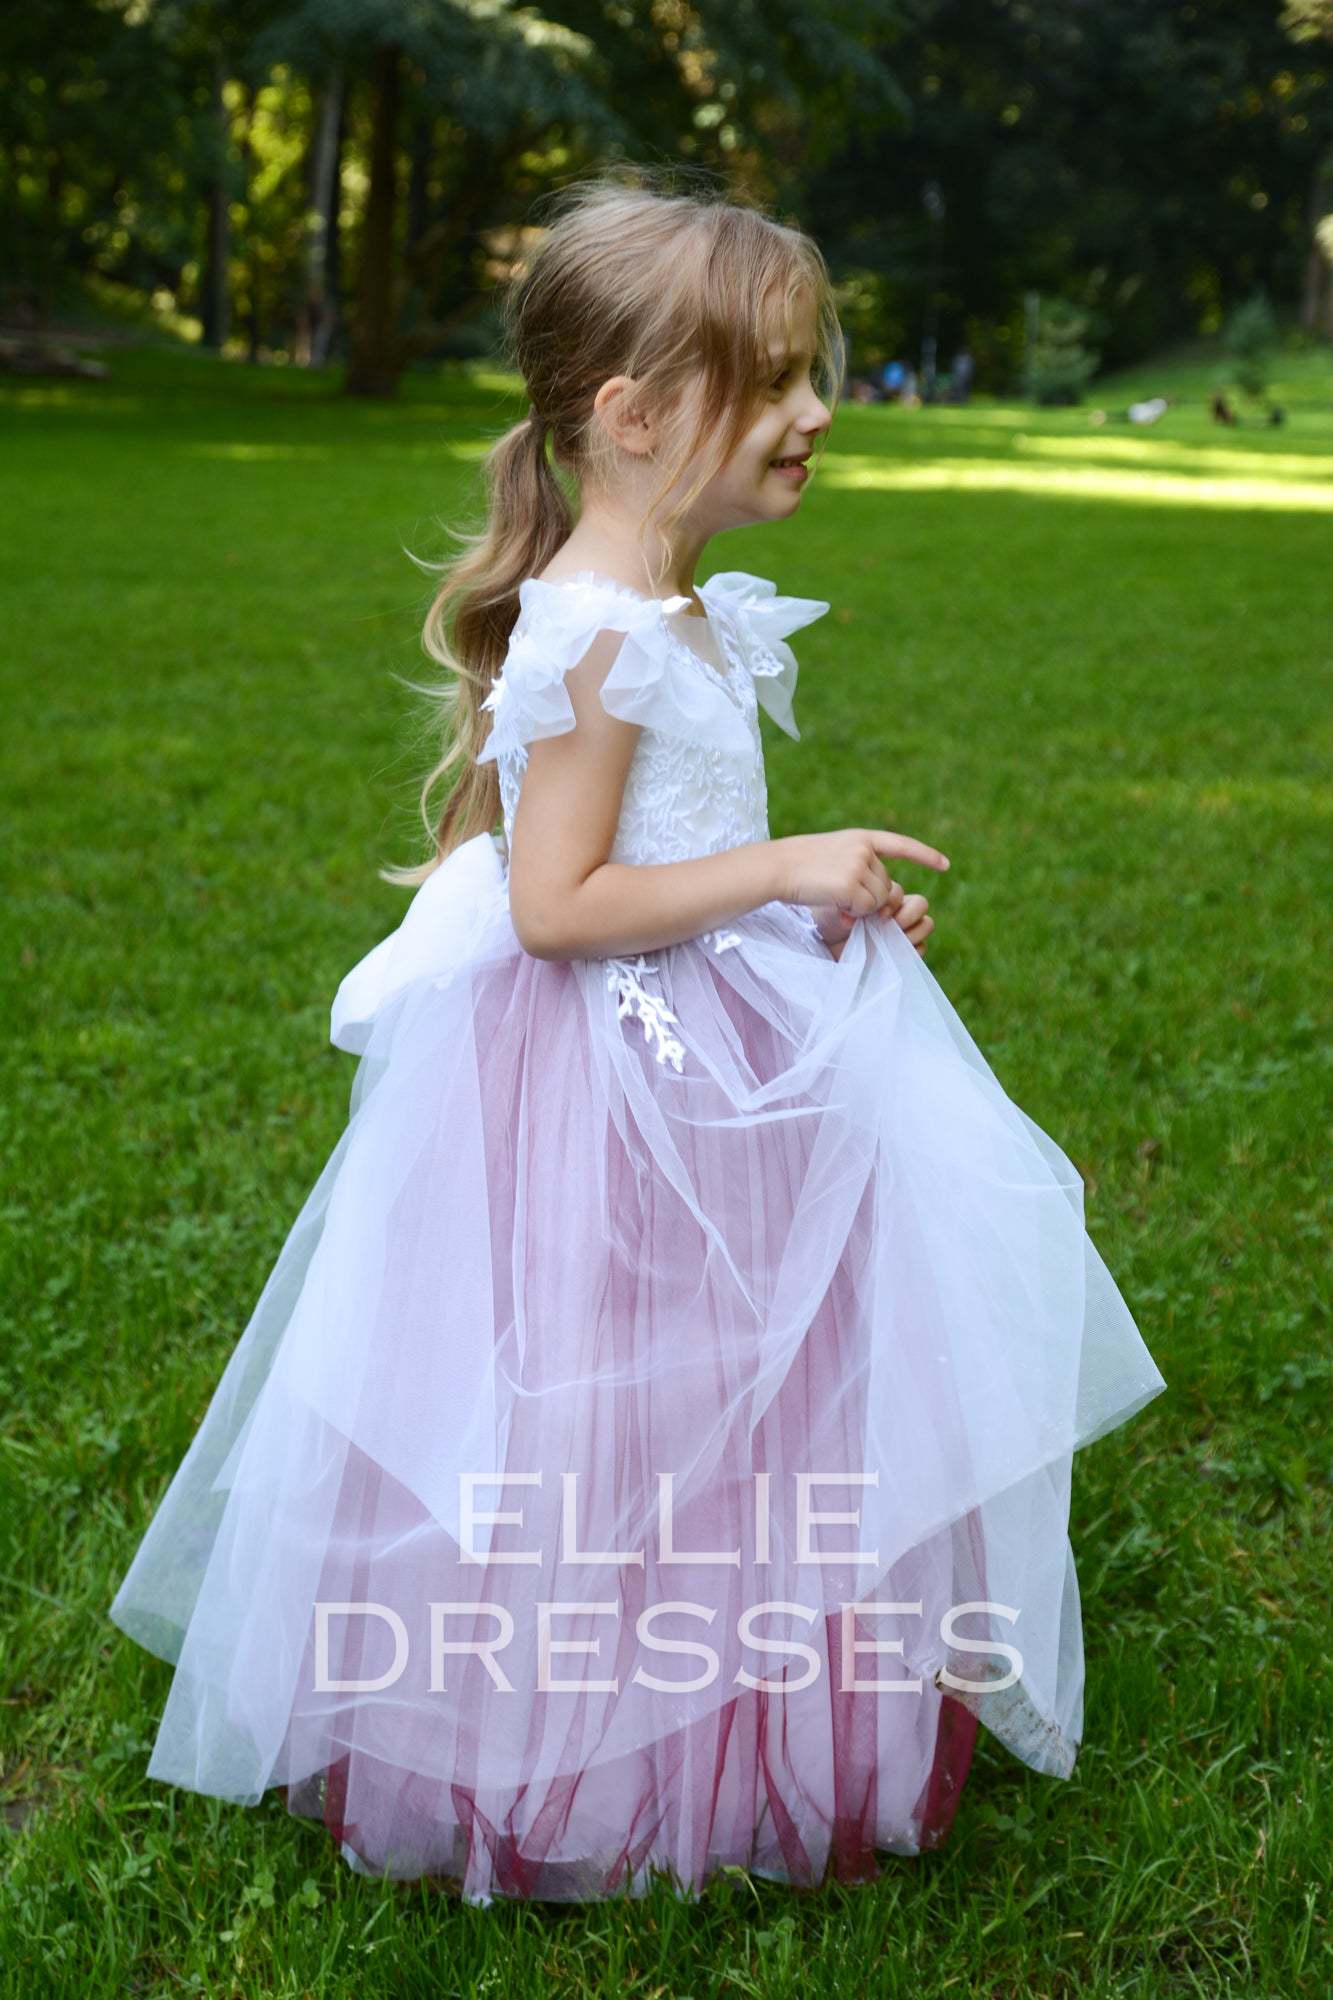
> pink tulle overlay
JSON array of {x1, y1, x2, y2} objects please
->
[{"x1": 109, "y1": 830, "x2": 1166, "y2": 1902}]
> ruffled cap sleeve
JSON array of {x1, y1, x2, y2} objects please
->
[
  {"x1": 476, "y1": 577, "x2": 754, "y2": 765},
  {"x1": 698, "y1": 571, "x2": 830, "y2": 741}
]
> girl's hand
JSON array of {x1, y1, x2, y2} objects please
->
[
  {"x1": 812, "y1": 885, "x2": 935, "y2": 959},
  {"x1": 889, "y1": 889, "x2": 934, "y2": 954},
  {"x1": 774, "y1": 828, "x2": 949, "y2": 960}
]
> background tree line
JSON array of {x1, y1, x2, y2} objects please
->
[{"x1": 2, "y1": 0, "x2": 1330, "y2": 397}]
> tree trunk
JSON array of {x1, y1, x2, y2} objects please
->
[
  {"x1": 302, "y1": 71, "x2": 345, "y2": 367},
  {"x1": 324, "y1": 87, "x2": 348, "y2": 362},
  {"x1": 345, "y1": 46, "x2": 403, "y2": 398},
  {"x1": 242, "y1": 83, "x2": 262, "y2": 364},
  {"x1": 407, "y1": 112, "x2": 433, "y2": 254},
  {"x1": 200, "y1": 56, "x2": 231, "y2": 352},
  {"x1": 1298, "y1": 148, "x2": 1333, "y2": 339}
]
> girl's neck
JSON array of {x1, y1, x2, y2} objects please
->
[{"x1": 554, "y1": 504, "x2": 707, "y2": 603}]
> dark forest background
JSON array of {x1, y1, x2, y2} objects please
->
[{"x1": 3, "y1": 0, "x2": 1331, "y2": 397}]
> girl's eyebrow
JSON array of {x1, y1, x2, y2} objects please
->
[{"x1": 768, "y1": 347, "x2": 814, "y2": 365}]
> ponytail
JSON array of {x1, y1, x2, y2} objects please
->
[{"x1": 380, "y1": 407, "x2": 574, "y2": 887}]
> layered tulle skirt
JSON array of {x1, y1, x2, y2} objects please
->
[{"x1": 108, "y1": 830, "x2": 1166, "y2": 1903}]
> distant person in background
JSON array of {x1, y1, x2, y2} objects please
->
[
  {"x1": 1090, "y1": 395, "x2": 1173, "y2": 429},
  {"x1": 900, "y1": 364, "x2": 920, "y2": 407},
  {"x1": 949, "y1": 347, "x2": 974, "y2": 403},
  {"x1": 881, "y1": 359, "x2": 906, "y2": 401},
  {"x1": 1208, "y1": 388, "x2": 1283, "y2": 426}
]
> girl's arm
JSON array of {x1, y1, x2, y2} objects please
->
[
  {"x1": 506, "y1": 632, "x2": 947, "y2": 962},
  {"x1": 517, "y1": 843, "x2": 786, "y2": 963},
  {"x1": 506, "y1": 631, "x2": 785, "y2": 961}
]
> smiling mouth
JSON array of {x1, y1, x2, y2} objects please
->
[{"x1": 770, "y1": 455, "x2": 810, "y2": 468}]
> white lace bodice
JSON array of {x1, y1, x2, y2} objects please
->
[
  {"x1": 475, "y1": 569, "x2": 829, "y2": 871},
  {"x1": 472, "y1": 568, "x2": 832, "y2": 1072}
]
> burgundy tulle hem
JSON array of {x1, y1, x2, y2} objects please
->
[{"x1": 280, "y1": 1628, "x2": 978, "y2": 1904}]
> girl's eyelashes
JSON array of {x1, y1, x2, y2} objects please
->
[{"x1": 767, "y1": 354, "x2": 827, "y2": 413}]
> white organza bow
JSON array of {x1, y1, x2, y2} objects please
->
[{"x1": 329, "y1": 830, "x2": 507, "y2": 1055}]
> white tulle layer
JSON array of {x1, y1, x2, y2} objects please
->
[{"x1": 108, "y1": 831, "x2": 1166, "y2": 1900}]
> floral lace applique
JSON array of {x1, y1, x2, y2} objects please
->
[
  {"x1": 601, "y1": 926, "x2": 745, "y2": 1075},
  {"x1": 604, "y1": 955, "x2": 685, "y2": 1073}
]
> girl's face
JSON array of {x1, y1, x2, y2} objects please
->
[{"x1": 704, "y1": 322, "x2": 834, "y2": 530}]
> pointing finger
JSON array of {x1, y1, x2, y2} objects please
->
[{"x1": 866, "y1": 830, "x2": 951, "y2": 873}]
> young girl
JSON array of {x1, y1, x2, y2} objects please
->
[{"x1": 109, "y1": 174, "x2": 1167, "y2": 1906}]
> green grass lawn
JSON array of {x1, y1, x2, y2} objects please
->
[{"x1": 0, "y1": 332, "x2": 1329, "y2": 1997}]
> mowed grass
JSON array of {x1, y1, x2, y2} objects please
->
[{"x1": 0, "y1": 333, "x2": 1329, "y2": 1997}]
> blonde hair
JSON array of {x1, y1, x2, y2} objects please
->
[{"x1": 382, "y1": 163, "x2": 845, "y2": 888}]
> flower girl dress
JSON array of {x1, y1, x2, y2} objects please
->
[{"x1": 109, "y1": 569, "x2": 1167, "y2": 1904}]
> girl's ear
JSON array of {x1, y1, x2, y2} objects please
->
[{"x1": 593, "y1": 375, "x2": 655, "y2": 457}]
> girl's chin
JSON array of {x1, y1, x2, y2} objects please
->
[{"x1": 738, "y1": 475, "x2": 805, "y2": 522}]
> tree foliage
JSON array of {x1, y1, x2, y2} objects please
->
[{"x1": 0, "y1": 0, "x2": 1327, "y2": 392}]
